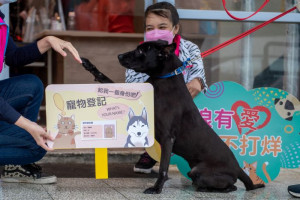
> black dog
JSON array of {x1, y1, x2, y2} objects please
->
[{"x1": 118, "y1": 40, "x2": 264, "y2": 194}]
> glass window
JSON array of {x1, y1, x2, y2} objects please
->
[
  {"x1": 175, "y1": 0, "x2": 285, "y2": 12},
  {"x1": 12, "y1": 0, "x2": 145, "y2": 42},
  {"x1": 173, "y1": 0, "x2": 300, "y2": 98}
]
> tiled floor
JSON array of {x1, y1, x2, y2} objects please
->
[{"x1": 0, "y1": 167, "x2": 299, "y2": 200}]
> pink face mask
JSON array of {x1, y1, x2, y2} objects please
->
[{"x1": 145, "y1": 27, "x2": 175, "y2": 44}]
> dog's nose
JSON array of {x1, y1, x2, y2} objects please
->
[
  {"x1": 137, "y1": 132, "x2": 141, "y2": 136},
  {"x1": 118, "y1": 54, "x2": 123, "y2": 61}
]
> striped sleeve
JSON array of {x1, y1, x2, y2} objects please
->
[
  {"x1": 125, "y1": 69, "x2": 149, "y2": 83},
  {"x1": 183, "y1": 39, "x2": 208, "y2": 91}
]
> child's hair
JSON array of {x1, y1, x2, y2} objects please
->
[{"x1": 145, "y1": 2, "x2": 179, "y2": 27}]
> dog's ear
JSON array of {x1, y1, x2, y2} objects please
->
[
  {"x1": 274, "y1": 98, "x2": 280, "y2": 105},
  {"x1": 285, "y1": 100, "x2": 295, "y2": 110},
  {"x1": 128, "y1": 108, "x2": 135, "y2": 120},
  {"x1": 163, "y1": 43, "x2": 177, "y2": 55},
  {"x1": 141, "y1": 107, "x2": 147, "y2": 121}
]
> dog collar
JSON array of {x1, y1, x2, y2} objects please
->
[{"x1": 157, "y1": 58, "x2": 191, "y2": 79}]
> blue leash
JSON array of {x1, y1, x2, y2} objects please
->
[{"x1": 158, "y1": 58, "x2": 191, "y2": 79}]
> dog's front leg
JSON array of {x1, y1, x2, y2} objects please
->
[{"x1": 144, "y1": 136, "x2": 175, "y2": 194}]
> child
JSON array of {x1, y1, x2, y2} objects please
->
[{"x1": 125, "y1": 1, "x2": 208, "y2": 173}]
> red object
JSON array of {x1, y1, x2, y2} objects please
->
[
  {"x1": 231, "y1": 100, "x2": 271, "y2": 136},
  {"x1": 222, "y1": 0, "x2": 270, "y2": 21},
  {"x1": 201, "y1": 6, "x2": 297, "y2": 59},
  {"x1": 173, "y1": 34, "x2": 181, "y2": 57},
  {"x1": 75, "y1": 0, "x2": 135, "y2": 32},
  {"x1": 108, "y1": 0, "x2": 135, "y2": 33}
]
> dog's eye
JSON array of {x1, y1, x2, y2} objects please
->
[
  {"x1": 141, "y1": 125, "x2": 144, "y2": 127},
  {"x1": 287, "y1": 112, "x2": 291, "y2": 116},
  {"x1": 133, "y1": 125, "x2": 136, "y2": 128},
  {"x1": 139, "y1": 49, "x2": 143, "y2": 54},
  {"x1": 148, "y1": 46, "x2": 151, "y2": 50}
]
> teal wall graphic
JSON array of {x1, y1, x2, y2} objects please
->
[{"x1": 170, "y1": 81, "x2": 300, "y2": 183}]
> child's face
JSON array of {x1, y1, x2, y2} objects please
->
[{"x1": 145, "y1": 13, "x2": 179, "y2": 34}]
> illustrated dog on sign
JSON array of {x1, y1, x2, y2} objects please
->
[
  {"x1": 274, "y1": 94, "x2": 300, "y2": 121},
  {"x1": 124, "y1": 107, "x2": 149, "y2": 148},
  {"x1": 118, "y1": 40, "x2": 264, "y2": 194}
]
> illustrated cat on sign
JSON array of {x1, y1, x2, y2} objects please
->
[
  {"x1": 53, "y1": 114, "x2": 80, "y2": 149},
  {"x1": 242, "y1": 161, "x2": 271, "y2": 184}
]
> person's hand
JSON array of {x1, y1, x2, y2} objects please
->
[
  {"x1": 186, "y1": 78, "x2": 203, "y2": 99},
  {"x1": 37, "y1": 36, "x2": 82, "y2": 63},
  {"x1": 15, "y1": 116, "x2": 54, "y2": 151}
]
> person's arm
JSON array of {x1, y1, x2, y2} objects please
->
[
  {"x1": 184, "y1": 40, "x2": 208, "y2": 98},
  {"x1": 5, "y1": 37, "x2": 42, "y2": 67},
  {"x1": 5, "y1": 36, "x2": 82, "y2": 67},
  {"x1": 0, "y1": 97, "x2": 53, "y2": 151},
  {"x1": 0, "y1": 97, "x2": 21, "y2": 124},
  {"x1": 15, "y1": 116, "x2": 54, "y2": 151},
  {"x1": 37, "y1": 36, "x2": 81, "y2": 63}
]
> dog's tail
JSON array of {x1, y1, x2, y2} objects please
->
[{"x1": 238, "y1": 168, "x2": 265, "y2": 191}]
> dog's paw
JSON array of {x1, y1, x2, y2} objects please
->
[
  {"x1": 143, "y1": 187, "x2": 162, "y2": 194},
  {"x1": 253, "y1": 184, "x2": 265, "y2": 190},
  {"x1": 246, "y1": 183, "x2": 265, "y2": 191}
]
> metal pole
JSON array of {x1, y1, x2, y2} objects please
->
[
  {"x1": 144, "y1": 0, "x2": 153, "y2": 10},
  {"x1": 241, "y1": 0, "x2": 255, "y2": 90},
  {"x1": 284, "y1": 0, "x2": 299, "y2": 97}
]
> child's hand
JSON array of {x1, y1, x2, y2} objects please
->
[{"x1": 186, "y1": 78, "x2": 202, "y2": 98}]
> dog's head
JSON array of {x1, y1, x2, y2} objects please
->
[
  {"x1": 127, "y1": 108, "x2": 149, "y2": 138},
  {"x1": 118, "y1": 40, "x2": 182, "y2": 77},
  {"x1": 274, "y1": 94, "x2": 300, "y2": 121}
]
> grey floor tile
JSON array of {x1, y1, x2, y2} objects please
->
[
  {"x1": 164, "y1": 176, "x2": 193, "y2": 188},
  {"x1": 43, "y1": 178, "x2": 127, "y2": 200},
  {"x1": 182, "y1": 178, "x2": 298, "y2": 200},
  {"x1": 103, "y1": 177, "x2": 157, "y2": 189},
  {"x1": 46, "y1": 187, "x2": 128, "y2": 200},
  {"x1": 116, "y1": 187, "x2": 198, "y2": 200},
  {"x1": 0, "y1": 168, "x2": 299, "y2": 200},
  {"x1": 0, "y1": 182, "x2": 52, "y2": 200},
  {"x1": 43, "y1": 178, "x2": 110, "y2": 190}
]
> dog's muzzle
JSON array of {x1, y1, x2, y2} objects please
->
[
  {"x1": 118, "y1": 53, "x2": 131, "y2": 69},
  {"x1": 118, "y1": 54, "x2": 124, "y2": 61}
]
